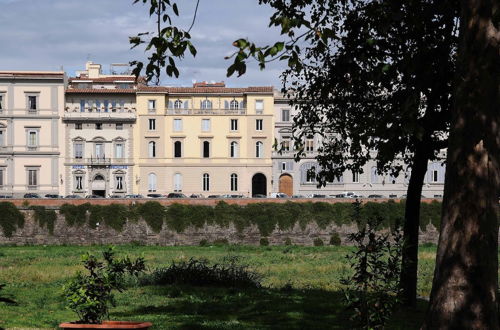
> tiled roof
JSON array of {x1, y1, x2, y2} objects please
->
[
  {"x1": 66, "y1": 88, "x2": 137, "y2": 94},
  {"x1": 69, "y1": 76, "x2": 145, "y2": 83},
  {"x1": 137, "y1": 86, "x2": 274, "y2": 94},
  {"x1": 0, "y1": 71, "x2": 65, "y2": 79}
]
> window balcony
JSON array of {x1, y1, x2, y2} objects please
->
[
  {"x1": 166, "y1": 108, "x2": 247, "y2": 115},
  {"x1": 63, "y1": 108, "x2": 136, "y2": 122}
]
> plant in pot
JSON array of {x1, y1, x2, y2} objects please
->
[{"x1": 59, "y1": 247, "x2": 151, "y2": 329}]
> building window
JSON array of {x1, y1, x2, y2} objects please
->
[
  {"x1": 96, "y1": 123, "x2": 102, "y2": 130},
  {"x1": 255, "y1": 100, "x2": 264, "y2": 114},
  {"x1": 230, "y1": 173, "x2": 238, "y2": 191},
  {"x1": 0, "y1": 169, "x2": 4, "y2": 187},
  {"x1": 148, "y1": 141, "x2": 156, "y2": 158},
  {"x1": 174, "y1": 99, "x2": 183, "y2": 109},
  {"x1": 281, "y1": 162, "x2": 287, "y2": 171},
  {"x1": 115, "y1": 143, "x2": 124, "y2": 159},
  {"x1": 80, "y1": 100, "x2": 85, "y2": 112},
  {"x1": 95, "y1": 100, "x2": 101, "y2": 112},
  {"x1": 148, "y1": 173, "x2": 157, "y2": 192},
  {"x1": 0, "y1": 130, "x2": 4, "y2": 146},
  {"x1": 75, "y1": 175, "x2": 83, "y2": 190},
  {"x1": 115, "y1": 175, "x2": 124, "y2": 190},
  {"x1": 0, "y1": 95, "x2": 3, "y2": 111},
  {"x1": 27, "y1": 169, "x2": 38, "y2": 189},
  {"x1": 104, "y1": 100, "x2": 109, "y2": 112},
  {"x1": 203, "y1": 173, "x2": 210, "y2": 191},
  {"x1": 281, "y1": 138, "x2": 290, "y2": 151},
  {"x1": 230, "y1": 100, "x2": 239, "y2": 110},
  {"x1": 116, "y1": 123, "x2": 123, "y2": 130},
  {"x1": 174, "y1": 141, "x2": 182, "y2": 158},
  {"x1": 201, "y1": 119, "x2": 210, "y2": 132},
  {"x1": 203, "y1": 141, "x2": 210, "y2": 158},
  {"x1": 255, "y1": 141, "x2": 263, "y2": 158},
  {"x1": 148, "y1": 100, "x2": 156, "y2": 112},
  {"x1": 230, "y1": 141, "x2": 238, "y2": 158},
  {"x1": 281, "y1": 109, "x2": 290, "y2": 122},
  {"x1": 75, "y1": 123, "x2": 82, "y2": 130},
  {"x1": 27, "y1": 130, "x2": 38, "y2": 149},
  {"x1": 305, "y1": 139, "x2": 314, "y2": 153},
  {"x1": 27, "y1": 95, "x2": 37, "y2": 111},
  {"x1": 201, "y1": 100, "x2": 212, "y2": 110},
  {"x1": 111, "y1": 100, "x2": 117, "y2": 111},
  {"x1": 74, "y1": 142, "x2": 83, "y2": 159},
  {"x1": 371, "y1": 167, "x2": 379, "y2": 184},
  {"x1": 230, "y1": 119, "x2": 238, "y2": 131},
  {"x1": 149, "y1": 119, "x2": 156, "y2": 131},
  {"x1": 352, "y1": 171, "x2": 359, "y2": 183},
  {"x1": 173, "y1": 119, "x2": 182, "y2": 131},
  {"x1": 95, "y1": 143, "x2": 104, "y2": 158},
  {"x1": 256, "y1": 119, "x2": 263, "y2": 131},
  {"x1": 432, "y1": 170, "x2": 438, "y2": 183},
  {"x1": 174, "y1": 173, "x2": 182, "y2": 192}
]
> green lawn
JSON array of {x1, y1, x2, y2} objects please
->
[{"x1": 0, "y1": 244, "x2": 435, "y2": 329}]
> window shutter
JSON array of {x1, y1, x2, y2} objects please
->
[
  {"x1": 168, "y1": 101, "x2": 173, "y2": 109},
  {"x1": 224, "y1": 101, "x2": 229, "y2": 109},
  {"x1": 184, "y1": 101, "x2": 189, "y2": 109},
  {"x1": 239, "y1": 101, "x2": 245, "y2": 109}
]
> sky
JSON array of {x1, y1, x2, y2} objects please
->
[{"x1": 0, "y1": 0, "x2": 286, "y2": 87}]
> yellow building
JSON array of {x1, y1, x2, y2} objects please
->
[{"x1": 133, "y1": 82, "x2": 274, "y2": 197}]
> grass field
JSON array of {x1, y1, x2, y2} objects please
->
[{"x1": 0, "y1": 244, "x2": 437, "y2": 329}]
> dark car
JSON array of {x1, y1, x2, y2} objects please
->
[
  {"x1": 85, "y1": 195, "x2": 102, "y2": 199},
  {"x1": 190, "y1": 194, "x2": 204, "y2": 198},
  {"x1": 45, "y1": 194, "x2": 62, "y2": 199},
  {"x1": 367, "y1": 194, "x2": 385, "y2": 198},
  {"x1": 124, "y1": 194, "x2": 144, "y2": 199},
  {"x1": 207, "y1": 195, "x2": 221, "y2": 198},
  {"x1": 0, "y1": 195, "x2": 12, "y2": 199},
  {"x1": 65, "y1": 194, "x2": 81, "y2": 199},
  {"x1": 109, "y1": 195, "x2": 123, "y2": 198},
  {"x1": 24, "y1": 193, "x2": 41, "y2": 198},
  {"x1": 147, "y1": 193, "x2": 164, "y2": 198},
  {"x1": 312, "y1": 194, "x2": 326, "y2": 198},
  {"x1": 252, "y1": 194, "x2": 267, "y2": 198},
  {"x1": 167, "y1": 193, "x2": 187, "y2": 198}
]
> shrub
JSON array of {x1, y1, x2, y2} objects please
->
[
  {"x1": 341, "y1": 200, "x2": 403, "y2": 329},
  {"x1": 62, "y1": 247, "x2": 145, "y2": 324},
  {"x1": 0, "y1": 202, "x2": 25, "y2": 237},
  {"x1": 140, "y1": 257, "x2": 261, "y2": 288},
  {"x1": 60, "y1": 203, "x2": 90, "y2": 227},
  {"x1": 31, "y1": 206, "x2": 57, "y2": 235},
  {"x1": 329, "y1": 232, "x2": 341, "y2": 246},
  {"x1": 199, "y1": 239, "x2": 209, "y2": 247},
  {"x1": 284, "y1": 237, "x2": 292, "y2": 246},
  {"x1": 137, "y1": 201, "x2": 165, "y2": 232},
  {"x1": 260, "y1": 237, "x2": 269, "y2": 246},
  {"x1": 0, "y1": 283, "x2": 16, "y2": 305},
  {"x1": 88, "y1": 204, "x2": 129, "y2": 231},
  {"x1": 313, "y1": 237, "x2": 324, "y2": 246},
  {"x1": 213, "y1": 238, "x2": 229, "y2": 246}
]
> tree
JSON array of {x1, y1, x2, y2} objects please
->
[
  {"x1": 423, "y1": 0, "x2": 500, "y2": 328},
  {"x1": 226, "y1": 0, "x2": 458, "y2": 306}
]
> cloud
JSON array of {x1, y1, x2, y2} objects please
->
[{"x1": 0, "y1": 0, "x2": 286, "y2": 87}]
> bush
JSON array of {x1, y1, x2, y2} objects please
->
[
  {"x1": 60, "y1": 203, "x2": 90, "y2": 227},
  {"x1": 284, "y1": 237, "x2": 292, "y2": 246},
  {"x1": 137, "y1": 201, "x2": 165, "y2": 232},
  {"x1": 31, "y1": 206, "x2": 57, "y2": 235},
  {"x1": 0, "y1": 202, "x2": 25, "y2": 237},
  {"x1": 313, "y1": 237, "x2": 324, "y2": 246},
  {"x1": 199, "y1": 239, "x2": 209, "y2": 247},
  {"x1": 260, "y1": 237, "x2": 269, "y2": 246},
  {"x1": 329, "y1": 232, "x2": 341, "y2": 246},
  {"x1": 213, "y1": 238, "x2": 229, "y2": 246},
  {"x1": 140, "y1": 257, "x2": 261, "y2": 289}
]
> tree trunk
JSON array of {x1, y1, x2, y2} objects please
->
[
  {"x1": 422, "y1": 0, "x2": 500, "y2": 328},
  {"x1": 400, "y1": 144, "x2": 431, "y2": 306}
]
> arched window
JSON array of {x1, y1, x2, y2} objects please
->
[
  {"x1": 174, "y1": 141, "x2": 182, "y2": 158},
  {"x1": 230, "y1": 100, "x2": 239, "y2": 110},
  {"x1": 255, "y1": 141, "x2": 263, "y2": 158},
  {"x1": 203, "y1": 173, "x2": 210, "y2": 191},
  {"x1": 203, "y1": 141, "x2": 210, "y2": 158},
  {"x1": 230, "y1": 141, "x2": 238, "y2": 158},
  {"x1": 174, "y1": 173, "x2": 182, "y2": 192},
  {"x1": 148, "y1": 173, "x2": 157, "y2": 192},
  {"x1": 230, "y1": 173, "x2": 238, "y2": 191},
  {"x1": 148, "y1": 141, "x2": 156, "y2": 158},
  {"x1": 201, "y1": 99, "x2": 212, "y2": 110},
  {"x1": 174, "y1": 99, "x2": 183, "y2": 109},
  {"x1": 371, "y1": 167, "x2": 379, "y2": 184}
]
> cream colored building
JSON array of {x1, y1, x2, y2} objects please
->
[
  {"x1": 134, "y1": 82, "x2": 274, "y2": 197},
  {"x1": 0, "y1": 71, "x2": 65, "y2": 197},
  {"x1": 63, "y1": 62, "x2": 138, "y2": 197}
]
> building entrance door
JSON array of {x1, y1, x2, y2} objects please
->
[
  {"x1": 279, "y1": 174, "x2": 293, "y2": 196},
  {"x1": 91, "y1": 174, "x2": 106, "y2": 197},
  {"x1": 252, "y1": 173, "x2": 267, "y2": 197}
]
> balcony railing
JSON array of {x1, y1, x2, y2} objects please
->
[
  {"x1": 69, "y1": 157, "x2": 133, "y2": 165},
  {"x1": 166, "y1": 108, "x2": 247, "y2": 115},
  {"x1": 63, "y1": 108, "x2": 136, "y2": 122}
]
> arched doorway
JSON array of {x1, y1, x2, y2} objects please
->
[
  {"x1": 279, "y1": 174, "x2": 293, "y2": 196},
  {"x1": 92, "y1": 174, "x2": 106, "y2": 197},
  {"x1": 252, "y1": 173, "x2": 267, "y2": 197}
]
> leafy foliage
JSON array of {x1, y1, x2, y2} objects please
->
[
  {"x1": 0, "y1": 283, "x2": 16, "y2": 305},
  {"x1": 137, "y1": 201, "x2": 166, "y2": 232},
  {"x1": 313, "y1": 237, "x2": 324, "y2": 246},
  {"x1": 140, "y1": 256, "x2": 261, "y2": 289},
  {"x1": 31, "y1": 206, "x2": 57, "y2": 235},
  {"x1": 260, "y1": 237, "x2": 270, "y2": 246},
  {"x1": 129, "y1": 0, "x2": 197, "y2": 83},
  {"x1": 0, "y1": 202, "x2": 25, "y2": 238},
  {"x1": 62, "y1": 247, "x2": 145, "y2": 324},
  {"x1": 329, "y1": 232, "x2": 341, "y2": 246},
  {"x1": 60, "y1": 203, "x2": 90, "y2": 227},
  {"x1": 341, "y1": 201, "x2": 403, "y2": 329}
]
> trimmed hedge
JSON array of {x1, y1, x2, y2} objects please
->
[{"x1": 1, "y1": 200, "x2": 447, "y2": 237}]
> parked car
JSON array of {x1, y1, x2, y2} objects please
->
[
  {"x1": 167, "y1": 193, "x2": 187, "y2": 198},
  {"x1": 190, "y1": 194, "x2": 205, "y2": 198},
  {"x1": 124, "y1": 194, "x2": 143, "y2": 199},
  {"x1": 108, "y1": 195, "x2": 122, "y2": 198},
  {"x1": 0, "y1": 195, "x2": 13, "y2": 199},
  {"x1": 24, "y1": 193, "x2": 41, "y2": 198},
  {"x1": 312, "y1": 194, "x2": 326, "y2": 198},
  {"x1": 252, "y1": 194, "x2": 267, "y2": 198},
  {"x1": 270, "y1": 192, "x2": 288, "y2": 198},
  {"x1": 65, "y1": 194, "x2": 81, "y2": 199},
  {"x1": 147, "y1": 193, "x2": 164, "y2": 198},
  {"x1": 85, "y1": 195, "x2": 102, "y2": 199},
  {"x1": 291, "y1": 194, "x2": 306, "y2": 199},
  {"x1": 367, "y1": 194, "x2": 385, "y2": 198},
  {"x1": 45, "y1": 194, "x2": 62, "y2": 199},
  {"x1": 207, "y1": 195, "x2": 221, "y2": 198},
  {"x1": 221, "y1": 194, "x2": 244, "y2": 198}
]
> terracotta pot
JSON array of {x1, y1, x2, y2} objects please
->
[{"x1": 59, "y1": 321, "x2": 152, "y2": 329}]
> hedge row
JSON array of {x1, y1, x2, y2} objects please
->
[{"x1": 0, "y1": 200, "x2": 444, "y2": 238}]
